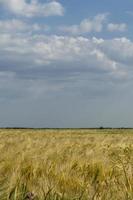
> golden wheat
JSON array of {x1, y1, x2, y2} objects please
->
[{"x1": 0, "y1": 129, "x2": 132, "y2": 200}]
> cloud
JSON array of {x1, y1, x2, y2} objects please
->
[
  {"x1": 0, "y1": 32, "x2": 130, "y2": 78},
  {"x1": 0, "y1": 33, "x2": 124, "y2": 77},
  {"x1": 0, "y1": 70, "x2": 63, "y2": 101},
  {"x1": 0, "y1": 32, "x2": 130, "y2": 76},
  {"x1": 126, "y1": 11, "x2": 133, "y2": 16},
  {"x1": 59, "y1": 13, "x2": 108, "y2": 35},
  {"x1": 107, "y1": 23, "x2": 127, "y2": 32},
  {"x1": 0, "y1": 17, "x2": 132, "y2": 101},
  {"x1": 0, "y1": 19, "x2": 50, "y2": 33},
  {"x1": 0, "y1": 0, "x2": 64, "y2": 17},
  {"x1": 99, "y1": 37, "x2": 133, "y2": 67}
]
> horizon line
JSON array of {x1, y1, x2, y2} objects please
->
[{"x1": 0, "y1": 127, "x2": 133, "y2": 130}]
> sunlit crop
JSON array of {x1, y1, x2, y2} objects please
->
[{"x1": 0, "y1": 129, "x2": 133, "y2": 200}]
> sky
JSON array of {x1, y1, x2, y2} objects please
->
[{"x1": 0, "y1": 0, "x2": 133, "y2": 128}]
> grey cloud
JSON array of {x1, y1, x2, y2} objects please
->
[
  {"x1": 99, "y1": 37, "x2": 133, "y2": 66},
  {"x1": 0, "y1": 33, "x2": 127, "y2": 76},
  {"x1": 0, "y1": 30, "x2": 132, "y2": 101}
]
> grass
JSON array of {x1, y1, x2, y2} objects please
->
[{"x1": 0, "y1": 129, "x2": 133, "y2": 200}]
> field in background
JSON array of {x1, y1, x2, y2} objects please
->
[{"x1": 0, "y1": 129, "x2": 133, "y2": 200}]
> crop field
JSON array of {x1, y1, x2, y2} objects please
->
[{"x1": 0, "y1": 129, "x2": 133, "y2": 200}]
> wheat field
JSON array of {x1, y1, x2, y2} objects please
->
[{"x1": 0, "y1": 129, "x2": 133, "y2": 200}]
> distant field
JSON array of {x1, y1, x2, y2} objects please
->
[{"x1": 0, "y1": 129, "x2": 133, "y2": 200}]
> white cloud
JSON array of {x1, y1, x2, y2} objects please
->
[
  {"x1": 0, "y1": 19, "x2": 50, "y2": 33},
  {"x1": 59, "y1": 13, "x2": 108, "y2": 35},
  {"x1": 99, "y1": 37, "x2": 133, "y2": 66},
  {"x1": 0, "y1": 32, "x2": 130, "y2": 79},
  {"x1": 0, "y1": 23, "x2": 133, "y2": 100},
  {"x1": 0, "y1": 0, "x2": 64, "y2": 17},
  {"x1": 107, "y1": 23, "x2": 127, "y2": 32}
]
